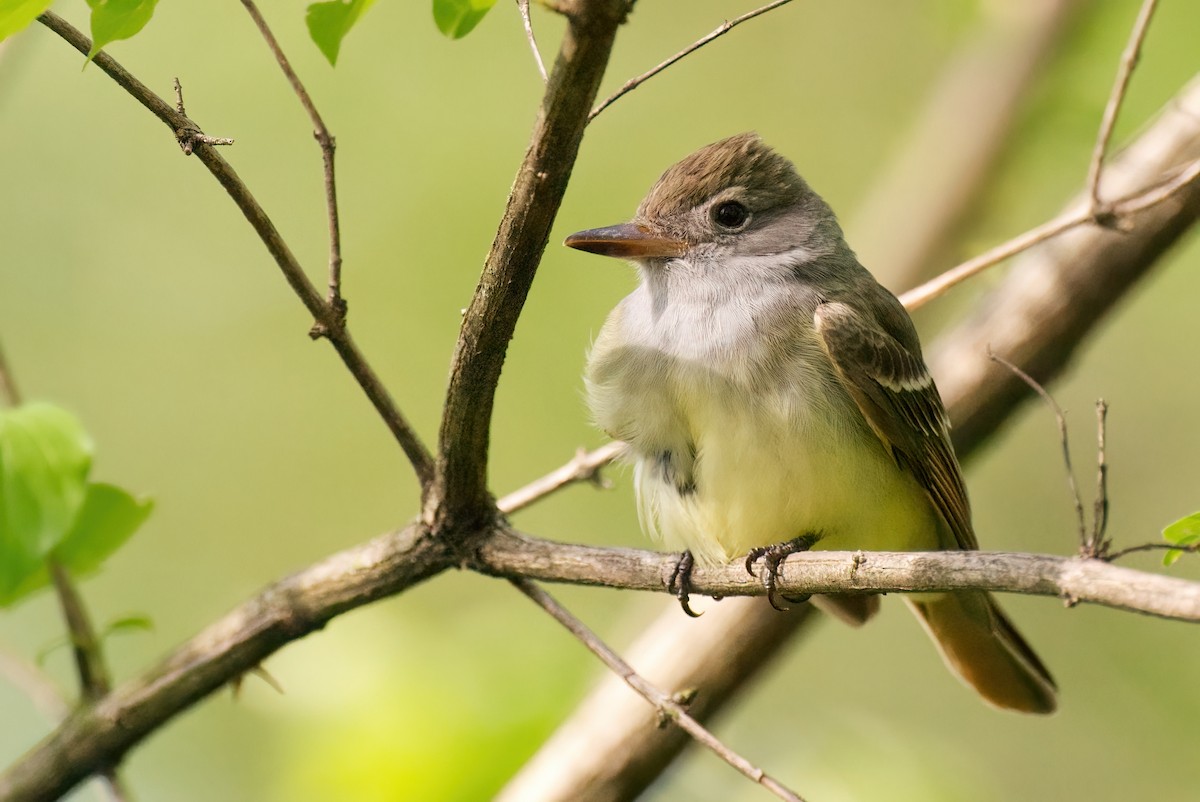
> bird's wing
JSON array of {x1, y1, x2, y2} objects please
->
[{"x1": 814, "y1": 300, "x2": 976, "y2": 551}]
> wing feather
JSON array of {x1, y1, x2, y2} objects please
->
[{"x1": 814, "y1": 300, "x2": 976, "y2": 551}]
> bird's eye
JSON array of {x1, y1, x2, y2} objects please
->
[{"x1": 711, "y1": 201, "x2": 750, "y2": 230}]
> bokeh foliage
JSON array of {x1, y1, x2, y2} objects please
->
[{"x1": 1, "y1": 1, "x2": 1198, "y2": 800}]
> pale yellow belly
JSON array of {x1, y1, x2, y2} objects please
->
[{"x1": 634, "y1": 394, "x2": 941, "y2": 565}]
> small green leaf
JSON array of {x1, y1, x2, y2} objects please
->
[
  {"x1": 4, "y1": 483, "x2": 153, "y2": 604},
  {"x1": 432, "y1": 0, "x2": 497, "y2": 39},
  {"x1": 84, "y1": 0, "x2": 159, "y2": 63},
  {"x1": 103, "y1": 614, "x2": 154, "y2": 638},
  {"x1": 306, "y1": 0, "x2": 376, "y2": 66},
  {"x1": 1162, "y1": 512, "x2": 1200, "y2": 566},
  {"x1": 0, "y1": 0, "x2": 55, "y2": 44},
  {"x1": 0, "y1": 404, "x2": 93, "y2": 605},
  {"x1": 34, "y1": 634, "x2": 70, "y2": 668},
  {"x1": 54, "y1": 483, "x2": 153, "y2": 574}
]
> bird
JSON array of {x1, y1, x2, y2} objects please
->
[{"x1": 564, "y1": 132, "x2": 1056, "y2": 714}]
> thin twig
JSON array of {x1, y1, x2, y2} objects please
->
[
  {"x1": 1106, "y1": 541, "x2": 1200, "y2": 561},
  {"x1": 588, "y1": 0, "x2": 796, "y2": 122},
  {"x1": 1086, "y1": 0, "x2": 1159, "y2": 211},
  {"x1": 900, "y1": 156, "x2": 1200, "y2": 310},
  {"x1": 48, "y1": 561, "x2": 112, "y2": 702},
  {"x1": 1092, "y1": 400, "x2": 1110, "y2": 555},
  {"x1": 1113, "y1": 157, "x2": 1200, "y2": 214},
  {"x1": 988, "y1": 350, "x2": 1087, "y2": 548},
  {"x1": 497, "y1": 441, "x2": 623, "y2": 514},
  {"x1": 171, "y1": 78, "x2": 234, "y2": 154},
  {"x1": 517, "y1": 0, "x2": 548, "y2": 83},
  {"x1": 37, "y1": 12, "x2": 435, "y2": 486},
  {"x1": 509, "y1": 577, "x2": 806, "y2": 802},
  {"x1": 239, "y1": 0, "x2": 345, "y2": 324}
]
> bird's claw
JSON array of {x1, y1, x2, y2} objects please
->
[
  {"x1": 668, "y1": 550, "x2": 702, "y2": 618},
  {"x1": 744, "y1": 534, "x2": 819, "y2": 611}
]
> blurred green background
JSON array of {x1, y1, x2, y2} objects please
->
[{"x1": 2, "y1": 1, "x2": 1199, "y2": 800}]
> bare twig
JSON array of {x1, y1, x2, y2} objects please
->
[
  {"x1": 988, "y1": 350, "x2": 1087, "y2": 549},
  {"x1": 517, "y1": 0, "x2": 548, "y2": 83},
  {"x1": 1087, "y1": 0, "x2": 1159, "y2": 210},
  {"x1": 900, "y1": 156, "x2": 1200, "y2": 310},
  {"x1": 238, "y1": 0, "x2": 345, "y2": 322},
  {"x1": 1092, "y1": 400, "x2": 1110, "y2": 555},
  {"x1": 588, "y1": 0, "x2": 796, "y2": 122},
  {"x1": 37, "y1": 12, "x2": 435, "y2": 486},
  {"x1": 171, "y1": 78, "x2": 234, "y2": 154},
  {"x1": 497, "y1": 441, "x2": 623, "y2": 514},
  {"x1": 48, "y1": 562, "x2": 111, "y2": 702},
  {"x1": 510, "y1": 577, "x2": 806, "y2": 802},
  {"x1": 1106, "y1": 541, "x2": 1200, "y2": 562},
  {"x1": 498, "y1": 596, "x2": 819, "y2": 802},
  {"x1": 1113, "y1": 157, "x2": 1200, "y2": 214}
]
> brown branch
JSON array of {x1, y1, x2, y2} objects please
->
[
  {"x1": 899, "y1": 153, "x2": 1200, "y2": 310},
  {"x1": 475, "y1": 531, "x2": 1200, "y2": 622},
  {"x1": 510, "y1": 578, "x2": 806, "y2": 802},
  {"x1": 36, "y1": 11, "x2": 434, "y2": 487},
  {"x1": 588, "y1": 0, "x2": 796, "y2": 123},
  {"x1": 8, "y1": 524, "x2": 1197, "y2": 799},
  {"x1": 0, "y1": 524, "x2": 453, "y2": 801},
  {"x1": 238, "y1": 0, "x2": 344, "y2": 318},
  {"x1": 429, "y1": 0, "x2": 629, "y2": 533},
  {"x1": 497, "y1": 441, "x2": 622, "y2": 514},
  {"x1": 48, "y1": 562, "x2": 111, "y2": 704},
  {"x1": 934, "y1": 73, "x2": 1200, "y2": 449},
  {"x1": 1087, "y1": 0, "x2": 1159, "y2": 210},
  {"x1": 171, "y1": 78, "x2": 234, "y2": 152}
]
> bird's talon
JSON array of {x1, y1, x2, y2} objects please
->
[
  {"x1": 746, "y1": 534, "x2": 819, "y2": 612},
  {"x1": 669, "y1": 551, "x2": 702, "y2": 618}
]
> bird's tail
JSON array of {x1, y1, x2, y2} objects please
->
[{"x1": 908, "y1": 591, "x2": 1057, "y2": 714}]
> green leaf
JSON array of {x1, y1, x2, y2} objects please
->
[
  {"x1": 0, "y1": 0, "x2": 55, "y2": 44},
  {"x1": 4, "y1": 483, "x2": 153, "y2": 604},
  {"x1": 0, "y1": 404, "x2": 93, "y2": 605},
  {"x1": 306, "y1": 0, "x2": 376, "y2": 66},
  {"x1": 432, "y1": 0, "x2": 497, "y2": 39},
  {"x1": 1162, "y1": 511, "x2": 1200, "y2": 567},
  {"x1": 54, "y1": 483, "x2": 152, "y2": 574},
  {"x1": 102, "y1": 614, "x2": 154, "y2": 638},
  {"x1": 83, "y1": 0, "x2": 159, "y2": 63}
]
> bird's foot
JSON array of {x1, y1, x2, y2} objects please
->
[
  {"x1": 744, "y1": 533, "x2": 820, "y2": 611},
  {"x1": 668, "y1": 550, "x2": 702, "y2": 618}
]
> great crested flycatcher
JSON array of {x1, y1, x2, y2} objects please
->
[{"x1": 565, "y1": 133, "x2": 1056, "y2": 714}]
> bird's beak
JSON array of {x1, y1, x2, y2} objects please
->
[{"x1": 564, "y1": 223, "x2": 686, "y2": 259}]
